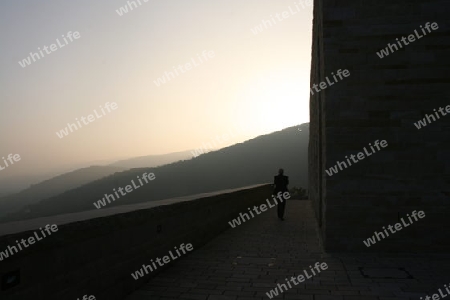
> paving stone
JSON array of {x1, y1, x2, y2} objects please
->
[{"x1": 125, "y1": 201, "x2": 450, "y2": 299}]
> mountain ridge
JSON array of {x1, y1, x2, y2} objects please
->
[{"x1": 1, "y1": 123, "x2": 309, "y2": 223}]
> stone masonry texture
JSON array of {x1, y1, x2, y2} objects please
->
[{"x1": 309, "y1": 0, "x2": 450, "y2": 251}]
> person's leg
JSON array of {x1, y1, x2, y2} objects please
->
[{"x1": 280, "y1": 201, "x2": 286, "y2": 219}]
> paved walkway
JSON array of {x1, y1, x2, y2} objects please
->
[{"x1": 125, "y1": 200, "x2": 450, "y2": 300}]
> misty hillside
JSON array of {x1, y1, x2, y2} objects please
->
[
  {"x1": 110, "y1": 150, "x2": 193, "y2": 169},
  {"x1": 2, "y1": 124, "x2": 309, "y2": 223},
  {"x1": 0, "y1": 165, "x2": 125, "y2": 218}
]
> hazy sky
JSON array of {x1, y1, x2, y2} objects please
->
[{"x1": 0, "y1": 0, "x2": 312, "y2": 179}]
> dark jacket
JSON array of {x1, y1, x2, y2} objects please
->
[{"x1": 273, "y1": 175, "x2": 289, "y2": 193}]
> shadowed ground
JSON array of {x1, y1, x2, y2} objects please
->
[{"x1": 125, "y1": 200, "x2": 450, "y2": 300}]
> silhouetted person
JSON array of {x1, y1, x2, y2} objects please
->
[{"x1": 273, "y1": 168, "x2": 289, "y2": 220}]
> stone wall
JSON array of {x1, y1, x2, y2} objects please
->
[
  {"x1": 309, "y1": 0, "x2": 326, "y2": 242},
  {"x1": 0, "y1": 184, "x2": 272, "y2": 300},
  {"x1": 310, "y1": 0, "x2": 450, "y2": 251}
]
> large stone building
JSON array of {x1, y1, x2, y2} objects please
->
[{"x1": 309, "y1": 0, "x2": 450, "y2": 251}]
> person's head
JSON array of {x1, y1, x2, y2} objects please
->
[{"x1": 278, "y1": 168, "x2": 284, "y2": 175}]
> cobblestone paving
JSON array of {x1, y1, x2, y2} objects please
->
[{"x1": 125, "y1": 200, "x2": 450, "y2": 300}]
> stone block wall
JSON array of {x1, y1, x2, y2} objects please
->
[
  {"x1": 310, "y1": 0, "x2": 450, "y2": 251},
  {"x1": 0, "y1": 184, "x2": 272, "y2": 300},
  {"x1": 309, "y1": 0, "x2": 326, "y2": 240}
]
